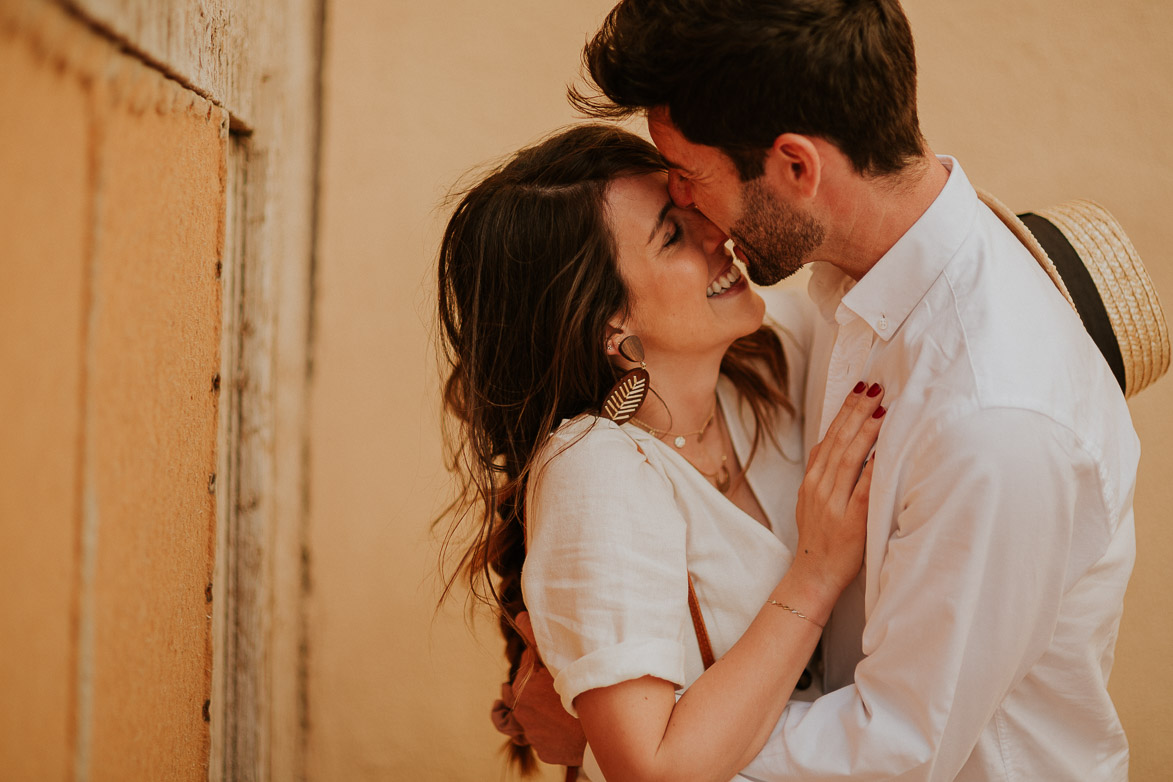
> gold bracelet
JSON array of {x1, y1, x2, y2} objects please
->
[{"x1": 765, "y1": 599, "x2": 824, "y2": 628}]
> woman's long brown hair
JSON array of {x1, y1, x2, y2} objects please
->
[{"x1": 435, "y1": 124, "x2": 792, "y2": 773}]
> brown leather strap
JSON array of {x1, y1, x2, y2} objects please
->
[
  {"x1": 687, "y1": 574, "x2": 716, "y2": 669},
  {"x1": 564, "y1": 766, "x2": 579, "y2": 782}
]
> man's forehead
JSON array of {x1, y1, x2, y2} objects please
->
[{"x1": 646, "y1": 112, "x2": 699, "y2": 174}]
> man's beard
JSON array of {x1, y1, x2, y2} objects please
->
[{"x1": 730, "y1": 178, "x2": 826, "y2": 286}]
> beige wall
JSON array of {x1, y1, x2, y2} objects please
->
[
  {"x1": 311, "y1": 1, "x2": 1173, "y2": 780},
  {"x1": 309, "y1": 5, "x2": 622, "y2": 777}
]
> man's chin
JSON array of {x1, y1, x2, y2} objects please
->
[
  {"x1": 746, "y1": 258, "x2": 802, "y2": 287},
  {"x1": 733, "y1": 243, "x2": 804, "y2": 287}
]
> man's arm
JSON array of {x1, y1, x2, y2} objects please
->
[{"x1": 742, "y1": 407, "x2": 1108, "y2": 780}]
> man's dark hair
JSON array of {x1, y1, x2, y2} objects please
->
[{"x1": 572, "y1": 0, "x2": 927, "y2": 180}]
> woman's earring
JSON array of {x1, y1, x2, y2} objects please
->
[{"x1": 601, "y1": 335, "x2": 649, "y2": 425}]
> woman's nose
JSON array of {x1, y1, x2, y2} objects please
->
[{"x1": 667, "y1": 170, "x2": 694, "y2": 209}]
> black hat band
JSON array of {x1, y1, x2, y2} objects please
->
[{"x1": 1019, "y1": 211, "x2": 1127, "y2": 393}]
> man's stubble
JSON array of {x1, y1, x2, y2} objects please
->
[{"x1": 730, "y1": 177, "x2": 826, "y2": 286}]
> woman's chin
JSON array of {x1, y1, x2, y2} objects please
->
[
  {"x1": 739, "y1": 287, "x2": 767, "y2": 333},
  {"x1": 721, "y1": 292, "x2": 767, "y2": 344}
]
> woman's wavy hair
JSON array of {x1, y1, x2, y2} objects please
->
[{"x1": 436, "y1": 123, "x2": 792, "y2": 773}]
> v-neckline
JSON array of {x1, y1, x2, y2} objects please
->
[{"x1": 621, "y1": 382, "x2": 787, "y2": 551}]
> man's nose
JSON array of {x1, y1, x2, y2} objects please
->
[
  {"x1": 701, "y1": 218, "x2": 730, "y2": 255},
  {"x1": 668, "y1": 170, "x2": 694, "y2": 209}
]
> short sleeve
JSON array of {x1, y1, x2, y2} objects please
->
[{"x1": 522, "y1": 418, "x2": 690, "y2": 716}]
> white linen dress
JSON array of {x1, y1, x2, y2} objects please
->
[{"x1": 522, "y1": 288, "x2": 817, "y2": 781}]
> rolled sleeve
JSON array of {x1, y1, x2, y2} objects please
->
[
  {"x1": 523, "y1": 418, "x2": 691, "y2": 716},
  {"x1": 553, "y1": 638, "x2": 686, "y2": 716}
]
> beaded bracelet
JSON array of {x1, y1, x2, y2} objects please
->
[{"x1": 765, "y1": 599, "x2": 824, "y2": 628}]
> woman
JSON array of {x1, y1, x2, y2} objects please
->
[{"x1": 437, "y1": 124, "x2": 883, "y2": 781}]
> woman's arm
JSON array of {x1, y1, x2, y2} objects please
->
[{"x1": 576, "y1": 383, "x2": 884, "y2": 782}]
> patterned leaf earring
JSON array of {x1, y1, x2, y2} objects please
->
[{"x1": 601, "y1": 335, "x2": 649, "y2": 425}]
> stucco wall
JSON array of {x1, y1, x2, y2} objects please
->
[
  {"x1": 310, "y1": 1, "x2": 1173, "y2": 780},
  {"x1": 0, "y1": 4, "x2": 225, "y2": 778},
  {"x1": 0, "y1": 12, "x2": 91, "y2": 778},
  {"x1": 309, "y1": 5, "x2": 621, "y2": 778}
]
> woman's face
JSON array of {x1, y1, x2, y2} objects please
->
[{"x1": 605, "y1": 172, "x2": 765, "y2": 364}]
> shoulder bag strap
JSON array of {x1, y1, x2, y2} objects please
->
[{"x1": 687, "y1": 574, "x2": 716, "y2": 670}]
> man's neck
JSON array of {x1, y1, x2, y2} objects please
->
[{"x1": 816, "y1": 151, "x2": 949, "y2": 281}]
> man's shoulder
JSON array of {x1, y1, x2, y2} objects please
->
[
  {"x1": 893, "y1": 211, "x2": 1139, "y2": 485},
  {"x1": 925, "y1": 208, "x2": 1123, "y2": 419}
]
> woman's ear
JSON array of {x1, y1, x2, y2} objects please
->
[
  {"x1": 603, "y1": 331, "x2": 621, "y2": 357},
  {"x1": 604, "y1": 318, "x2": 627, "y2": 357},
  {"x1": 764, "y1": 133, "x2": 822, "y2": 200}
]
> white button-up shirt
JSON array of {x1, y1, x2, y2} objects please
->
[{"x1": 743, "y1": 157, "x2": 1139, "y2": 781}]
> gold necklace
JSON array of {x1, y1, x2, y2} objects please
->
[
  {"x1": 631, "y1": 399, "x2": 733, "y2": 493},
  {"x1": 629, "y1": 399, "x2": 717, "y2": 448}
]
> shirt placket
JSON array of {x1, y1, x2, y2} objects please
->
[{"x1": 819, "y1": 314, "x2": 877, "y2": 440}]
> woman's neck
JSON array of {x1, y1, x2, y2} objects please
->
[{"x1": 630, "y1": 349, "x2": 724, "y2": 434}]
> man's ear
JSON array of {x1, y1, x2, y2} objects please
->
[{"x1": 763, "y1": 133, "x2": 822, "y2": 199}]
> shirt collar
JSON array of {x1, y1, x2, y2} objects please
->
[
  {"x1": 807, "y1": 261, "x2": 855, "y2": 324},
  {"x1": 807, "y1": 156, "x2": 979, "y2": 340}
]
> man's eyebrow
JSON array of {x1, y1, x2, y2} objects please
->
[{"x1": 647, "y1": 200, "x2": 673, "y2": 245}]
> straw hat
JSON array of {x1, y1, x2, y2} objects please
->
[{"x1": 977, "y1": 189, "x2": 1170, "y2": 398}]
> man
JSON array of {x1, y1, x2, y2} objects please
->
[{"x1": 567, "y1": 1, "x2": 1139, "y2": 779}]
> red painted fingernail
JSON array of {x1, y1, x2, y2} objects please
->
[
  {"x1": 867, "y1": 383, "x2": 882, "y2": 397},
  {"x1": 853, "y1": 381, "x2": 867, "y2": 394},
  {"x1": 872, "y1": 405, "x2": 887, "y2": 419}
]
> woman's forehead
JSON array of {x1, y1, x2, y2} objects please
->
[{"x1": 605, "y1": 172, "x2": 672, "y2": 240}]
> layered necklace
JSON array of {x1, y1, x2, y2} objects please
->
[
  {"x1": 630, "y1": 404, "x2": 715, "y2": 449},
  {"x1": 630, "y1": 399, "x2": 732, "y2": 493}
]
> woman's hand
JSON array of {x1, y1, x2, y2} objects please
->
[
  {"x1": 792, "y1": 381, "x2": 885, "y2": 606},
  {"x1": 502, "y1": 612, "x2": 587, "y2": 767}
]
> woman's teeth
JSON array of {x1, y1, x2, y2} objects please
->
[{"x1": 707, "y1": 264, "x2": 742, "y2": 297}]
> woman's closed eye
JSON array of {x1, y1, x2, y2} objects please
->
[{"x1": 662, "y1": 218, "x2": 683, "y2": 248}]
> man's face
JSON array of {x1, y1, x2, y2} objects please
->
[
  {"x1": 647, "y1": 109, "x2": 825, "y2": 286},
  {"x1": 647, "y1": 109, "x2": 743, "y2": 235}
]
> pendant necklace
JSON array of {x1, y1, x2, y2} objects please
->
[
  {"x1": 630, "y1": 399, "x2": 732, "y2": 493},
  {"x1": 629, "y1": 399, "x2": 716, "y2": 449}
]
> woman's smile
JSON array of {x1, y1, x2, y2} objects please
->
[{"x1": 707, "y1": 260, "x2": 745, "y2": 298}]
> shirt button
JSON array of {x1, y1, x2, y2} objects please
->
[{"x1": 877, "y1": 315, "x2": 889, "y2": 331}]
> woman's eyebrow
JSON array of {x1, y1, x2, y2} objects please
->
[{"x1": 647, "y1": 200, "x2": 673, "y2": 245}]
